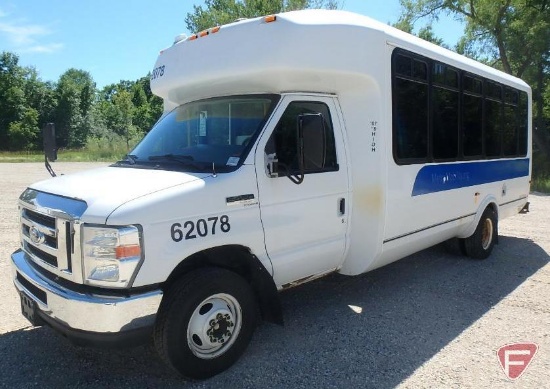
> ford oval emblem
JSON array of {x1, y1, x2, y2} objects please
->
[{"x1": 29, "y1": 225, "x2": 45, "y2": 245}]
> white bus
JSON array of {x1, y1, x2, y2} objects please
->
[{"x1": 12, "y1": 10, "x2": 531, "y2": 379}]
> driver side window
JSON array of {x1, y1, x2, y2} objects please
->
[{"x1": 265, "y1": 101, "x2": 338, "y2": 174}]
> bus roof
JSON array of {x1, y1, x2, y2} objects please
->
[{"x1": 151, "y1": 9, "x2": 529, "y2": 110}]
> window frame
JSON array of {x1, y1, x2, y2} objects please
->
[{"x1": 265, "y1": 100, "x2": 340, "y2": 177}]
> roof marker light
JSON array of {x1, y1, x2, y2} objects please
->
[
  {"x1": 188, "y1": 34, "x2": 198, "y2": 41},
  {"x1": 211, "y1": 26, "x2": 221, "y2": 34},
  {"x1": 264, "y1": 15, "x2": 277, "y2": 23},
  {"x1": 199, "y1": 30, "x2": 209, "y2": 38}
]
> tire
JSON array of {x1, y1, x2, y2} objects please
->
[
  {"x1": 458, "y1": 238, "x2": 468, "y2": 256},
  {"x1": 154, "y1": 268, "x2": 258, "y2": 379},
  {"x1": 463, "y1": 207, "x2": 498, "y2": 260}
]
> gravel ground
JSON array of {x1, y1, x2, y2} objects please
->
[{"x1": 0, "y1": 162, "x2": 549, "y2": 388}]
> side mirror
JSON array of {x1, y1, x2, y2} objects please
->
[
  {"x1": 298, "y1": 113, "x2": 326, "y2": 171},
  {"x1": 286, "y1": 113, "x2": 325, "y2": 185},
  {"x1": 265, "y1": 112, "x2": 326, "y2": 185},
  {"x1": 43, "y1": 123, "x2": 57, "y2": 162}
]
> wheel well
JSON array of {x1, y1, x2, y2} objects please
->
[
  {"x1": 163, "y1": 245, "x2": 283, "y2": 325},
  {"x1": 486, "y1": 202, "x2": 498, "y2": 218}
]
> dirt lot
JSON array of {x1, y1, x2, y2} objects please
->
[{"x1": 0, "y1": 162, "x2": 549, "y2": 388}]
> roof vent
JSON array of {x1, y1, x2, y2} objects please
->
[{"x1": 173, "y1": 34, "x2": 188, "y2": 45}]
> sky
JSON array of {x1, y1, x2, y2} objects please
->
[{"x1": 0, "y1": 0, "x2": 464, "y2": 89}]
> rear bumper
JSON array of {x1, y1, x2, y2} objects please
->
[{"x1": 11, "y1": 249, "x2": 163, "y2": 347}]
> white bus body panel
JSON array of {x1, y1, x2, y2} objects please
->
[
  {"x1": 150, "y1": 10, "x2": 531, "y2": 281},
  {"x1": 29, "y1": 166, "x2": 273, "y2": 287}
]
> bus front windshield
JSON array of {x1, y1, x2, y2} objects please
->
[{"x1": 125, "y1": 95, "x2": 279, "y2": 173}]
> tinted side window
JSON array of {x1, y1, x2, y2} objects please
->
[
  {"x1": 485, "y1": 99, "x2": 502, "y2": 157},
  {"x1": 502, "y1": 104, "x2": 518, "y2": 156},
  {"x1": 518, "y1": 92, "x2": 529, "y2": 156},
  {"x1": 463, "y1": 94, "x2": 483, "y2": 157},
  {"x1": 393, "y1": 78, "x2": 429, "y2": 161},
  {"x1": 392, "y1": 49, "x2": 529, "y2": 164},
  {"x1": 464, "y1": 75, "x2": 482, "y2": 94},
  {"x1": 433, "y1": 87, "x2": 459, "y2": 160}
]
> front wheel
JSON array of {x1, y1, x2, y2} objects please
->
[
  {"x1": 154, "y1": 268, "x2": 258, "y2": 379},
  {"x1": 462, "y1": 207, "x2": 498, "y2": 260}
]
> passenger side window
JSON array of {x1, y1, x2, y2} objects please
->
[
  {"x1": 265, "y1": 101, "x2": 338, "y2": 174},
  {"x1": 393, "y1": 55, "x2": 429, "y2": 162}
]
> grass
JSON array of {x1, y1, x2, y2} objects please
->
[
  {"x1": 0, "y1": 149, "x2": 125, "y2": 163},
  {"x1": 0, "y1": 137, "x2": 138, "y2": 163}
]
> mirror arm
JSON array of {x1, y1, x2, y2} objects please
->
[
  {"x1": 45, "y1": 155, "x2": 57, "y2": 177},
  {"x1": 42, "y1": 123, "x2": 57, "y2": 177},
  {"x1": 288, "y1": 171, "x2": 304, "y2": 185}
]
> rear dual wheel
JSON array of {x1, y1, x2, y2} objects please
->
[
  {"x1": 154, "y1": 268, "x2": 258, "y2": 379},
  {"x1": 461, "y1": 207, "x2": 498, "y2": 260}
]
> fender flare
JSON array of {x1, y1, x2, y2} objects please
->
[{"x1": 458, "y1": 195, "x2": 499, "y2": 239}]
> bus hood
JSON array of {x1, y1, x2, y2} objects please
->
[{"x1": 29, "y1": 166, "x2": 212, "y2": 224}]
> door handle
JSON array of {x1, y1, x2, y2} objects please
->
[{"x1": 339, "y1": 198, "x2": 346, "y2": 216}]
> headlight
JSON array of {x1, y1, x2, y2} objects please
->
[{"x1": 82, "y1": 225, "x2": 143, "y2": 288}]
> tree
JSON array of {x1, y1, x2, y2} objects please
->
[
  {"x1": 112, "y1": 89, "x2": 140, "y2": 149},
  {"x1": 55, "y1": 69, "x2": 96, "y2": 148},
  {"x1": 7, "y1": 107, "x2": 39, "y2": 151},
  {"x1": 185, "y1": 0, "x2": 340, "y2": 32},
  {"x1": 93, "y1": 77, "x2": 163, "y2": 149},
  {"x1": 0, "y1": 52, "x2": 26, "y2": 150},
  {"x1": 137, "y1": 74, "x2": 163, "y2": 129},
  {"x1": 0, "y1": 52, "x2": 59, "y2": 151},
  {"x1": 393, "y1": 16, "x2": 447, "y2": 47}
]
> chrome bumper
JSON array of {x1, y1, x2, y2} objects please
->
[{"x1": 11, "y1": 249, "x2": 162, "y2": 334}]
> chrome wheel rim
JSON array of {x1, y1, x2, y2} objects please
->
[
  {"x1": 187, "y1": 293, "x2": 242, "y2": 359},
  {"x1": 481, "y1": 218, "x2": 494, "y2": 250}
]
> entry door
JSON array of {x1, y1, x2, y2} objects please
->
[{"x1": 254, "y1": 96, "x2": 349, "y2": 287}]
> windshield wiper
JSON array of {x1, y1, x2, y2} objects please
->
[
  {"x1": 113, "y1": 154, "x2": 139, "y2": 165},
  {"x1": 126, "y1": 154, "x2": 138, "y2": 164}
]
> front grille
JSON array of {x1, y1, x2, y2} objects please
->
[
  {"x1": 18, "y1": 189, "x2": 87, "y2": 284},
  {"x1": 25, "y1": 242, "x2": 58, "y2": 267},
  {"x1": 22, "y1": 224, "x2": 57, "y2": 248},
  {"x1": 23, "y1": 209, "x2": 56, "y2": 229}
]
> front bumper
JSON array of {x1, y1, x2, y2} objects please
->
[{"x1": 11, "y1": 249, "x2": 163, "y2": 346}]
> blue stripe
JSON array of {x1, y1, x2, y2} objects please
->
[{"x1": 412, "y1": 158, "x2": 530, "y2": 196}]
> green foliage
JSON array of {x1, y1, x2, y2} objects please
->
[
  {"x1": 398, "y1": 0, "x2": 550, "y2": 75},
  {"x1": 531, "y1": 177, "x2": 550, "y2": 194},
  {"x1": 393, "y1": 16, "x2": 447, "y2": 47},
  {"x1": 185, "y1": 0, "x2": 340, "y2": 32},
  {"x1": 55, "y1": 68, "x2": 96, "y2": 148},
  {"x1": 91, "y1": 76, "x2": 162, "y2": 152},
  {"x1": 0, "y1": 132, "x2": 135, "y2": 162},
  {"x1": 0, "y1": 50, "x2": 163, "y2": 155},
  {"x1": 7, "y1": 107, "x2": 40, "y2": 151},
  {"x1": 0, "y1": 52, "x2": 26, "y2": 149}
]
